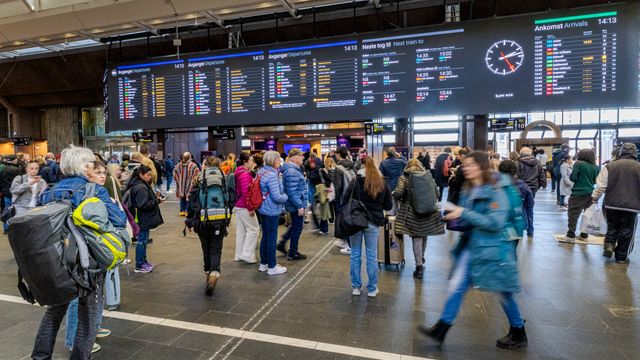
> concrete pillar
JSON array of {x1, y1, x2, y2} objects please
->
[
  {"x1": 156, "y1": 128, "x2": 166, "y2": 158},
  {"x1": 464, "y1": 114, "x2": 488, "y2": 151}
]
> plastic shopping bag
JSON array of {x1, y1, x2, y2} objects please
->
[{"x1": 580, "y1": 204, "x2": 607, "y2": 236}]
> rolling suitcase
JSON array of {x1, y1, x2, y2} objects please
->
[{"x1": 378, "y1": 215, "x2": 405, "y2": 271}]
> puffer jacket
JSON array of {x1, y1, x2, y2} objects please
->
[
  {"x1": 234, "y1": 165, "x2": 254, "y2": 210},
  {"x1": 452, "y1": 181, "x2": 520, "y2": 293},
  {"x1": 379, "y1": 157, "x2": 406, "y2": 190},
  {"x1": 126, "y1": 177, "x2": 164, "y2": 231},
  {"x1": 257, "y1": 165, "x2": 288, "y2": 216},
  {"x1": 517, "y1": 155, "x2": 546, "y2": 192},
  {"x1": 392, "y1": 166, "x2": 444, "y2": 237},
  {"x1": 280, "y1": 161, "x2": 308, "y2": 212}
]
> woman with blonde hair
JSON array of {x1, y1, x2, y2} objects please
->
[
  {"x1": 392, "y1": 158, "x2": 444, "y2": 279},
  {"x1": 220, "y1": 153, "x2": 237, "y2": 175},
  {"x1": 346, "y1": 156, "x2": 393, "y2": 297}
]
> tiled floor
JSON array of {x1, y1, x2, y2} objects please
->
[{"x1": 0, "y1": 189, "x2": 638, "y2": 359}]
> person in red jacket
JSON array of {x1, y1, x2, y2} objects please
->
[{"x1": 234, "y1": 153, "x2": 259, "y2": 263}]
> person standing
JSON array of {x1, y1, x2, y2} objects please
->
[
  {"x1": 0, "y1": 154, "x2": 23, "y2": 233},
  {"x1": 257, "y1": 151, "x2": 289, "y2": 275},
  {"x1": 516, "y1": 147, "x2": 546, "y2": 198},
  {"x1": 536, "y1": 149, "x2": 549, "y2": 168},
  {"x1": 39, "y1": 152, "x2": 61, "y2": 185},
  {"x1": 309, "y1": 157, "x2": 332, "y2": 235},
  {"x1": 592, "y1": 143, "x2": 640, "y2": 264},
  {"x1": 433, "y1": 147, "x2": 453, "y2": 202},
  {"x1": 233, "y1": 153, "x2": 259, "y2": 263},
  {"x1": 348, "y1": 157, "x2": 393, "y2": 297},
  {"x1": 566, "y1": 149, "x2": 599, "y2": 241},
  {"x1": 126, "y1": 165, "x2": 164, "y2": 273},
  {"x1": 378, "y1": 147, "x2": 406, "y2": 194},
  {"x1": 10, "y1": 160, "x2": 48, "y2": 215},
  {"x1": 420, "y1": 152, "x2": 526, "y2": 349},
  {"x1": 392, "y1": 159, "x2": 444, "y2": 279},
  {"x1": 278, "y1": 148, "x2": 308, "y2": 260},
  {"x1": 220, "y1": 153, "x2": 237, "y2": 176},
  {"x1": 173, "y1": 152, "x2": 201, "y2": 216},
  {"x1": 332, "y1": 146, "x2": 357, "y2": 254},
  {"x1": 164, "y1": 154, "x2": 175, "y2": 192},
  {"x1": 420, "y1": 151, "x2": 431, "y2": 170},
  {"x1": 552, "y1": 144, "x2": 570, "y2": 203},
  {"x1": 559, "y1": 155, "x2": 574, "y2": 210}
]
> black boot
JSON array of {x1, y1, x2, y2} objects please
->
[
  {"x1": 496, "y1": 324, "x2": 528, "y2": 349},
  {"x1": 603, "y1": 243, "x2": 614, "y2": 258},
  {"x1": 418, "y1": 320, "x2": 451, "y2": 344},
  {"x1": 413, "y1": 265, "x2": 424, "y2": 279}
]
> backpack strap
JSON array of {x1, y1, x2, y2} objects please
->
[{"x1": 84, "y1": 182, "x2": 97, "y2": 199}]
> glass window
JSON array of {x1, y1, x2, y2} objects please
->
[
  {"x1": 618, "y1": 128, "x2": 640, "y2": 138},
  {"x1": 619, "y1": 108, "x2": 640, "y2": 123},
  {"x1": 543, "y1": 131, "x2": 556, "y2": 139},
  {"x1": 600, "y1": 129, "x2": 617, "y2": 164},
  {"x1": 579, "y1": 129, "x2": 598, "y2": 138},
  {"x1": 546, "y1": 111, "x2": 563, "y2": 124},
  {"x1": 581, "y1": 110, "x2": 599, "y2": 124},
  {"x1": 511, "y1": 131, "x2": 522, "y2": 139},
  {"x1": 562, "y1": 130, "x2": 580, "y2": 138},
  {"x1": 528, "y1": 112, "x2": 544, "y2": 122},
  {"x1": 556, "y1": 110, "x2": 580, "y2": 125},
  {"x1": 380, "y1": 118, "x2": 395, "y2": 124},
  {"x1": 413, "y1": 122, "x2": 459, "y2": 130},
  {"x1": 600, "y1": 109, "x2": 618, "y2": 124},
  {"x1": 242, "y1": 139, "x2": 251, "y2": 147},
  {"x1": 414, "y1": 133, "x2": 458, "y2": 143},
  {"x1": 526, "y1": 131, "x2": 544, "y2": 139},
  {"x1": 414, "y1": 115, "x2": 459, "y2": 122},
  {"x1": 382, "y1": 134, "x2": 396, "y2": 143},
  {"x1": 577, "y1": 139, "x2": 596, "y2": 151}
]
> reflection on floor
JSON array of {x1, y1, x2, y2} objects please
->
[{"x1": 0, "y1": 189, "x2": 638, "y2": 360}]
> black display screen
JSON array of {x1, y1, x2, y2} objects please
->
[
  {"x1": 106, "y1": 4, "x2": 640, "y2": 131},
  {"x1": 489, "y1": 117, "x2": 527, "y2": 132}
]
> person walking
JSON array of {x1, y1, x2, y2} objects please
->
[
  {"x1": 516, "y1": 147, "x2": 546, "y2": 198},
  {"x1": 234, "y1": 153, "x2": 259, "y2": 264},
  {"x1": 125, "y1": 165, "x2": 164, "y2": 273},
  {"x1": 433, "y1": 147, "x2": 453, "y2": 201},
  {"x1": 278, "y1": 148, "x2": 308, "y2": 260},
  {"x1": 10, "y1": 160, "x2": 48, "y2": 215},
  {"x1": 379, "y1": 147, "x2": 407, "y2": 192},
  {"x1": 257, "y1": 151, "x2": 289, "y2": 275},
  {"x1": 420, "y1": 151, "x2": 526, "y2": 349},
  {"x1": 498, "y1": 160, "x2": 534, "y2": 245},
  {"x1": 173, "y1": 152, "x2": 201, "y2": 216},
  {"x1": 566, "y1": 149, "x2": 599, "y2": 241},
  {"x1": 347, "y1": 157, "x2": 393, "y2": 298},
  {"x1": 164, "y1": 154, "x2": 175, "y2": 192},
  {"x1": 392, "y1": 159, "x2": 444, "y2": 279},
  {"x1": 592, "y1": 143, "x2": 640, "y2": 264}
]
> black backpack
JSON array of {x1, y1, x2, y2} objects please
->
[{"x1": 408, "y1": 172, "x2": 438, "y2": 215}]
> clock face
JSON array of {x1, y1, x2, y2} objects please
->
[{"x1": 485, "y1": 40, "x2": 524, "y2": 75}]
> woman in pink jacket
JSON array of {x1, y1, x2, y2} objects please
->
[{"x1": 234, "y1": 153, "x2": 259, "y2": 263}]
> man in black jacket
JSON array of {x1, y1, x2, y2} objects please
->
[
  {"x1": 0, "y1": 155, "x2": 23, "y2": 233},
  {"x1": 592, "y1": 143, "x2": 640, "y2": 264},
  {"x1": 333, "y1": 146, "x2": 356, "y2": 254},
  {"x1": 517, "y1": 147, "x2": 546, "y2": 197}
]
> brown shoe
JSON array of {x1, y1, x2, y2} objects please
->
[{"x1": 205, "y1": 271, "x2": 220, "y2": 296}]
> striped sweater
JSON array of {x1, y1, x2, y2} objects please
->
[{"x1": 173, "y1": 160, "x2": 201, "y2": 198}]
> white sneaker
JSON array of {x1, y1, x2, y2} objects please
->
[
  {"x1": 267, "y1": 264, "x2": 287, "y2": 275},
  {"x1": 340, "y1": 247, "x2": 352, "y2": 255},
  {"x1": 258, "y1": 264, "x2": 268, "y2": 272},
  {"x1": 368, "y1": 288, "x2": 379, "y2": 298},
  {"x1": 334, "y1": 239, "x2": 348, "y2": 248},
  {"x1": 352, "y1": 287, "x2": 362, "y2": 296}
]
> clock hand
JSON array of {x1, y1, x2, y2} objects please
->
[
  {"x1": 499, "y1": 50, "x2": 523, "y2": 60},
  {"x1": 500, "y1": 51, "x2": 516, "y2": 71}
]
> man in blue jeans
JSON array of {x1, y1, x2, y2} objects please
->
[{"x1": 278, "y1": 148, "x2": 308, "y2": 260}]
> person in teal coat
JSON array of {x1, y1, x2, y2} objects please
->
[{"x1": 420, "y1": 151, "x2": 527, "y2": 350}]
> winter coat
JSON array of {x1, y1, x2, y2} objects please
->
[
  {"x1": 163, "y1": 158, "x2": 175, "y2": 177},
  {"x1": 379, "y1": 157, "x2": 407, "y2": 190},
  {"x1": 10, "y1": 174, "x2": 48, "y2": 208},
  {"x1": 420, "y1": 153, "x2": 431, "y2": 170},
  {"x1": 334, "y1": 159, "x2": 356, "y2": 206},
  {"x1": 514, "y1": 179, "x2": 534, "y2": 216},
  {"x1": 433, "y1": 153, "x2": 452, "y2": 187},
  {"x1": 0, "y1": 162, "x2": 23, "y2": 195},
  {"x1": 173, "y1": 160, "x2": 201, "y2": 199},
  {"x1": 39, "y1": 160, "x2": 61, "y2": 184},
  {"x1": 552, "y1": 149, "x2": 569, "y2": 176},
  {"x1": 593, "y1": 143, "x2": 640, "y2": 212},
  {"x1": 447, "y1": 166, "x2": 465, "y2": 205},
  {"x1": 392, "y1": 166, "x2": 444, "y2": 237},
  {"x1": 152, "y1": 159, "x2": 163, "y2": 186},
  {"x1": 280, "y1": 161, "x2": 308, "y2": 212},
  {"x1": 234, "y1": 165, "x2": 254, "y2": 210},
  {"x1": 139, "y1": 155, "x2": 158, "y2": 185},
  {"x1": 126, "y1": 177, "x2": 163, "y2": 231},
  {"x1": 517, "y1": 155, "x2": 546, "y2": 193},
  {"x1": 257, "y1": 165, "x2": 288, "y2": 217},
  {"x1": 342, "y1": 169, "x2": 393, "y2": 226},
  {"x1": 559, "y1": 163, "x2": 573, "y2": 197},
  {"x1": 40, "y1": 175, "x2": 126, "y2": 228},
  {"x1": 452, "y1": 182, "x2": 520, "y2": 293},
  {"x1": 569, "y1": 161, "x2": 599, "y2": 197}
]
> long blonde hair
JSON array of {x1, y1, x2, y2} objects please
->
[{"x1": 363, "y1": 157, "x2": 384, "y2": 198}]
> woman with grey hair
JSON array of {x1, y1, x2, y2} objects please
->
[
  {"x1": 257, "y1": 150, "x2": 289, "y2": 275},
  {"x1": 32, "y1": 145, "x2": 127, "y2": 360}
]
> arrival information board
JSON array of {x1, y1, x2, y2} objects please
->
[{"x1": 106, "y1": 3, "x2": 640, "y2": 130}]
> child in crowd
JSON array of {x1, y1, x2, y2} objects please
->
[{"x1": 559, "y1": 155, "x2": 573, "y2": 210}]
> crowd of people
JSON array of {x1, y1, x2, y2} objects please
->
[{"x1": 3, "y1": 140, "x2": 639, "y2": 359}]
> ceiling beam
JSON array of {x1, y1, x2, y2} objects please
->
[
  {"x1": 75, "y1": 31, "x2": 98, "y2": 40},
  {"x1": 25, "y1": 40, "x2": 62, "y2": 52},
  {"x1": 20, "y1": 0, "x2": 35, "y2": 12},
  {"x1": 134, "y1": 21, "x2": 158, "y2": 35},
  {"x1": 279, "y1": 0, "x2": 300, "y2": 19},
  {"x1": 202, "y1": 11, "x2": 228, "y2": 29}
]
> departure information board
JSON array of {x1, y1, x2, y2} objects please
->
[{"x1": 106, "y1": 3, "x2": 640, "y2": 131}]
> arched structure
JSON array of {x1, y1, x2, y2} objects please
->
[{"x1": 516, "y1": 120, "x2": 568, "y2": 150}]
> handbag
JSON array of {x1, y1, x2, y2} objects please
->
[{"x1": 335, "y1": 179, "x2": 369, "y2": 238}]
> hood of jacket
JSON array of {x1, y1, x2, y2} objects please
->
[
  {"x1": 619, "y1": 143, "x2": 638, "y2": 160},
  {"x1": 126, "y1": 176, "x2": 148, "y2": 191},
  {"x1": 281, "y1": 161, "x2": 303, "y2": 175},
  {"x1": 337, "y1": 159, "x2": 355, "y2": 170},
  {"x1": 518, "y1": 155, "x2": 538, "y2": 167},
  {"x1": 403, "y1": 165, "x2": 427, "y2": 176}
]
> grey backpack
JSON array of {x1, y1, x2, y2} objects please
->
[{"x1": 408, "y1": 172, "x2": 438, "y2": 215}]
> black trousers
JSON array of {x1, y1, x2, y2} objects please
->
[
  {"x1": 198, "y1": 225, "x2": 226, "y2": 273},
  {"x1": 605, "y1": 209, "x2": 637, "y2": 261},
  {"x1": 32, "y1": 274, "x2": 103, "y2": 360},
  {"x1": 567, "y1": 195, "x2": 592, "y2": 235}
]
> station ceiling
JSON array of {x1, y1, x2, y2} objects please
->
[{"x1": 0, "y1": 0, "x2": 623, "y2": 109}]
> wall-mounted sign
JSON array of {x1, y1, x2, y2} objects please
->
[{"x1": 132, "y1": 132, "x2": 153, "y2": 142}]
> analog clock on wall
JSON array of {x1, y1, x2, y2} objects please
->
[{"x1": 485, "y1": 40, "x2": 524, "y2": 75}]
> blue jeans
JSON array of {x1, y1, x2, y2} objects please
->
[
  {"x1": 105, "y1": 267, "x2": 120, "y2": 306},
  {"x1": 179, "y1": 197, "x2": 188, "y2": 212},
  {"x1": 260, "y1": 215, "x2": 280, "y2": 268},
  {"x1": 319, "y1": 219, "x2": 329, "y2": 233},
  {"x1": 525, "y1": 202, "x2": 534, "y2": 235},
  {"x1": 281, "y1": 211, "x2": 304, "y2": 256},
  {"x1": 441, "y1": 250, "x2": 524, "y2": 327},
  {"x1": 555, "y1": 174, "x2": 562, "y2": 204},
  {"x1": 350, "y1": 223, "x2": 379, "y2": 293},
  {"x1": 3, "y1": 196, "x2": 11, "y2": 232},
  {"x1": 136, "y1": 229, "x2": 150, "y2": 268},
  {"x1": 165, "y1": 175, "x2": 173, "y2": 192}
]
